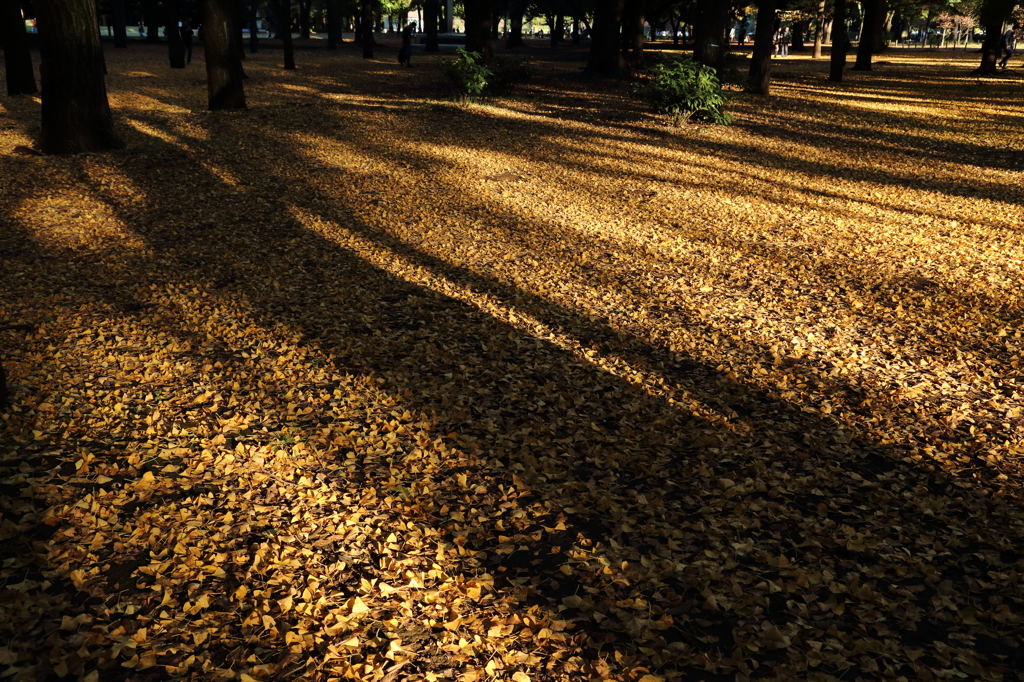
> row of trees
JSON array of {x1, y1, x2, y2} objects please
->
[{"x1": 2, "y1": 0, "x2": 1019, "y2": 154}]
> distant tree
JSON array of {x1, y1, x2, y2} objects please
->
[
  {"x1": 585, "y1": 0, "x2": 626, "y2": 76},
  {"x1": 812, "y1": 0, "x2": 825, "y2": 57},
  {"x1": 166, "y1": 0, "x2": 186, "y2": 67},
  {"x1": 360, "y1": 0, "x2": 373, "y2": 56},
  {"x1": 202, "y1": 0, "x2": 247, "y2": 108},
  {"x1": 829, "y1": 0, "x2": 849, "y2": 80},
  {"x1": 465, "y1": 0, "x2": 492, "y2": 58},
  {"x1": 281, "y1": 0, "x2": 295, "y2": 67},
  {"x1": 625, "y1": 0, "x2": 648, "y2": 68},
  {"x1": 748, "y1": 0, "x2": 778, "y2": 94},
  {"x1": 693, "y1": 0, "x2": 729, "y2": 73},
  {"x1": 112, "y1": 0, "x2": 128, "y2": 47},
  {"x1": 142, "y1": 0, "x2": 162, "y2": 42},
  {"x1": 2, "y1": 0, "x2": 37, "y2": 95},
  {"x1": 36, "y1": 0, "x2": 123, "y2": 153},
  {"x1": 424, "y1": 0, "x2": 440, "y2": 50}
]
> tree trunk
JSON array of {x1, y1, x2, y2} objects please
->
[
  {"x1": 747, "y1": 0, "x2": 776, "y2": 95},
  {"x1": 142, "y1": 0, "x2": 162, "y2": 42},
  {"x1": 829, "y1": 0, "x2": 849, "y2": 81},
  {"x1": 166, "y1": 0, "x2": 185, "y2": 67},
  {"x1": 202, "y1": 0, "x2": 247, "y2": 108},
  {"x1": 505, "y1": 0, "x2": 524, "y2": 48},
  {"x1": 249, "y1": 0, "x2": 259, "y2": 52},
  {"x1": 976, "y1": 7, "x2": 1009, "y2": 74},
  {"x1": 626, "y1": 0, "x2": 646, "y2": 69},
  {"x1": 584, "y1": 0, "x2": 626, "y2": 76},
  {"x1": 491, "y1": 4, "x2": 501, "y2": 38},
  {"x1": 853, "y1": 0, "x2": 880, "y2": 69},
  {"x1": 812, "y1": 0, "x2": 825, "y2": 58},
  {"x1": 872, "y1": 0, "x2": 888, "y2": 52},
  {"x1": 37, "y1": 0, "x2": 123, "y2": 153},
  {"x1": 693, "y1": 0, "x2": 728, "y2": 74},
  {"x1": 281, "y1": 0, "x2": 295, "y2": 68},
  {"x1": 299, "y1": 0, "x2": 311, "y2": 39},
  {"x1": 2, "y1": 0, "x2": 37, "y2": 95},
  {"x1": 327, "y1": 0, "x2": 341, "y2": 47},
  {"x1": 791, "y1": 18, "x2": 808, "y2": 51},
  {"x1": 112, "y1": 0, "x2": 128, "y2": 47},
  {"x1": 424, "y1": 0, "x2": 439, "y2": 50},
  {"x1": 465, "y1": 0, "x2": 492, "y2": 58},
  {"x1": 360, "y1": 0, "x2": 373, "y2": 57}
]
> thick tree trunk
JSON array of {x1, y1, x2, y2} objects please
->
[
  {"x1": 872, "y1": 0, "x2": 887, "y2": 52},
  {"x1": 465, "y1": 0, "x2": 492, "y2": 58},
  {"x1": 112, "y1": 0, "x2": 128, "y2": 47},
  {"x1": 693, "y1": 0, "x2": 728, "y2": 74},
  {"x1": 812, "y1": 0, "x2": 825, "y2": 58},
  {"x1": 299, "y1": 0, "x2": 311, "y2": 39},
  {"x1": 829, "y1": 0, "x2": 849, "y2": 81},
  {"x1": 37, "y1": 0, "x2": 123, "y2": 153},
  {"x1": 166, "y1": 0, "x2": 185, "y2": 67},
  {"x1": 360, "y1": 0, "x2": 373, "y2": 57},
  {"x1": 626, "y1": 0, "x2": 646, "y2": 69},
  {"x1": 976, "y1": 19, "x2": 1004, "y2": 73},
  {"x1": 747, "y1": 0, "x2": 776, "y2": 95},
  {"x1": 506, "y1": 0, "x2": 524, "y2": 48},
  {"x1": 142, "y1": 0, "x2": 162, "y2": 42},
  {"x1": 202, "y1": 0, "x2": 247, "y2": 109},
  {"x1": 281, "y1": 0, "x2": 295, "y2": 68},
  {"x1": 584, "y1": 0, "x2": 626, "y2": 76},
  {"x1": 327, "y1": 0, "x2": 341, "y2": 47},
  {"x1": 791, "y1": 18, "x2": 809, "y2": 51},
  {"x1": 2, "y1": 0, "x2": 38, "y2": 95},
  {"x1": 853, "y1": 0, "x2": 880, "y2": 69},
  {"x1": 424, "y1": 0, "x2": 439, "y2": 50}
]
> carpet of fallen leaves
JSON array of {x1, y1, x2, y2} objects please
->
[{"x1": 2, "y1": 42, "x2": 1024, "y2": 682}]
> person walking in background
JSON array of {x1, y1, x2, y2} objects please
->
[
  {"x1": 398, "y1": 22, "x2": 415, "y2": 67},
  {"x1": 999, "y1": 25, "x2": 1018, "y2": 69},
  {"x1": 781, "y1": 27, "x2": 791, "y2": 57},
  {"x1": 181, "y1": 20, "x2": 194, "y2": 64}
]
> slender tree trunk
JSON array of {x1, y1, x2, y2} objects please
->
[
  {"x1": 299, "y1": 0, "x2": 311, "y2": 39},
  {"x1": 2, "y1": 0, "x2": 37, "y2": 95},
  {"x1": 327, "y1": 0, "x2": 340, "y2": 47},
  {"x1": 249, "y1": 0, "x2": 259, "y2": 52},
  {"x1": 585, "y1": 0, "x2": 626, "y2": 76},
  {"x1": 112, "y1": 0, "x2": 128, "y2": 47},
  {"x1": 143, "y1": 0, "x2": 162, "y2": 42},
  {"x1": 693, "y1": 0, "x2": 728, "y2": 74},
  {"x1": 747, "y1": 0, "x2": 776, "y2": 94},
  {"x1": 281, "y1": 0, "x2": 295, "y2": 68},
  {"x1": 812, "y1": 0, "x2": 825, "y2": 58},
  {"x1": 829, "y1": 0, "x2": 849, "y2": 81},
  {"x1": 36, "y1": 0, "x2": 123, "y2": 153},
  {"x1": 360, "y1": 0, "x2": 373, "y2": 57},
  {"x1": 572, "y1": 16, "x2": 580, "y2": 44},
  {"x1": 425, "y1": 0, "x2": 439, "y2": 50},
  {"x1": 166, "y1": 0, "x2": 185, "y2": 67},
  {"x1": 202, "y1": 0, "x2": 247, "y2": 108},
  {"x1": 465, "y1": 0, "x2": 492, "y2": 58},
  {"x1": 547, "y1": 14, "x2": 557, "y2": 46},
  {"x1": 506, "y1": 0, "x2": 524, "y2": 48},
  {"x1": 626, "y1": 0, "x2": 646, "y2": 69},
  {"x1": 791, "y1": 18, "x2": 808, "y2": 50},
  {"x1": 853, "y1": 0, "x2": 879, "y2": 69}
]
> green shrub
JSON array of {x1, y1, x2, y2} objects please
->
[
  {"x1": 440, "y1": 48, "x2": 492, "y2": 101},
  {"x1": 632, "y1": 57, "x2": 733, "y2": 126}
]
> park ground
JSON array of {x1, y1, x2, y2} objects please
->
[{"x1": 1, "y1": 41, "x2": 1024, "y2": 682}]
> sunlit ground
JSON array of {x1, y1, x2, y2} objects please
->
[{"x1": 2, "y1": 42, "x2": 1023, "y2": 682}]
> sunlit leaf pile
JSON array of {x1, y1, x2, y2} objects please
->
[{"x1": 2, "y1": 44, "x2": 1023, "y2": 682}]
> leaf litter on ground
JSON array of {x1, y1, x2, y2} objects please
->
[{"x1": 1, "y1": 44, "x2": 1023, "y2": 682}]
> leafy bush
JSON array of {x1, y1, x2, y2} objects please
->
[
  {"x1": 632, "y1": 57, "x2": 733, "y2": 126},
  {"x1": 485, "y1": 54, "x2": 535, "y2": 95},
  {"x1": 440, "y1": 49, "x2": 533, "y2": 101},
  {"x1": 440, "y1": 48, "x2": 492, "y2": 101}
]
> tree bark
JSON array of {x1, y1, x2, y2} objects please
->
[
  {"x1": 829, "y1": 0, "x2": 849, "y2": 81},
  {"x1": 584, "y1": 0, "x2": 626, "y2": 76},
  {"x1": 298, "y1": 0, "x2": 311, "y2": 39},
  {"x1": 975, "y1": 0, "x2": 1015, "y2": 73},
  {"x1": 626, "y1": 0, "x2": 646, "y2": 69},
  {"x1": 36, "y1": 0, "x2": 123, "y2": 153},
  {"x1": 693, "y1": 0, "x2": 728, "y2": 74},
  {"x1": 853, "y1": 0, "x2": 880, "y2": 69},
  {"x1": 505, "y1": 0, "x2": 524, "y2": 48},
  {"x1": 2, "y1": 0, "x2": 37, "y2": 95},
  {"x1": 424, "y1": 0, "x2": 439, "y2": 50},
  {"x1": 360, "y1": 0, "x2": 373, "y2": 57},
  {"x1": 465, "y1": 0, "x2": 492, "y2": 58},
  {"x1": 112, "y1": 0, "x2": 128, "y2": 47},
  {"x1": 327, "y1": 0, "x2": 341, "y2": 47},
  {"x1": 747, "y1": 0, "x2": 776, "y2": 95},
  {"x1": 142, "y1": 0, "x2": 162, "y2": 42},
  {"x1": 812, "y1": 0, "x2": 825, "y2": 58},
  {"x1": 791, "y1": 18, "x2": 808, "y2": 51},
  {"x1": 249, "y1": 0, "x2": 259, "y2": 52},
  {"x1": 166, "y1": 0, "x2": 185, "y2": 67},
  {"x1": 202, "y1": 0, "x2": 247, "y2": 108},
  {"x1": 281, "y1": 0, "x2": 295, "y2": 68}
]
